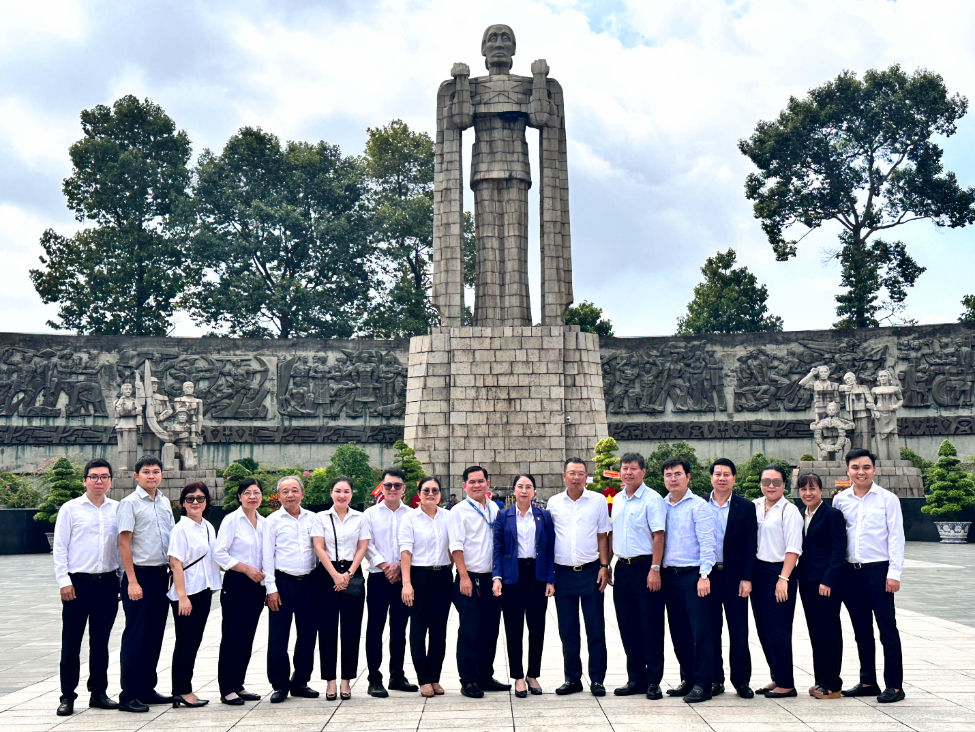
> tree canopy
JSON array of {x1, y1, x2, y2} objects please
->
[
  {"x1": 565, "y1": 300, "x2": 614, "y2": 337},
  {"x1": 676, "y1": 249, "x2": 783, "y2": 334},
  {"x1": 30, "y1": 95, "x2": 193, "y2": 335},
  {"x1": 739, "y1": 65, "x2": 974, "y2": 329}
]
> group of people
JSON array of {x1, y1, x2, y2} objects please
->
[{"x1": 52, "y1": 447, "x2": 907, "y2": 717}]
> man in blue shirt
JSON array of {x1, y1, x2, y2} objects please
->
[
  {"x1": 661, "y1": 457, "x2": 716, "y2": 704},
  {"x1": 611, "y1": 453, "x2": 666, "y2": 700}
]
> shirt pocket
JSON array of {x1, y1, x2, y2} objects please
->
[{"x1": 864, "y1": 508, "x2": 886, "y2": 528}]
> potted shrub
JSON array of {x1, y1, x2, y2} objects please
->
[
  {"x1": 922, "y1": 440, "x2": 975, "y2": 543},
  {"x1": 33, "y1": 457, "x2": 85, "y2": 550}
]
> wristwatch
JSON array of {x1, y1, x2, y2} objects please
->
[
  {"x1": 650, "y1": 564, "x2": 661, "y2": 572},
  {"x1": 599, "y1": 563, "x2": 610, "y2": 569},
  {"x1": 700, "y1": 571, "x2": 710, "y2": 580}
]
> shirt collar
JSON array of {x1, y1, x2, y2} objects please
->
[
  {"x1": 805, "y1": 501, "x2": 823, "y2": 517},
  {"x1": 178, "y1": 515, "x2": 206, "y2": 529},
  {"x1": 135, "y1": 486, "x2": 164, "y2": 502},
  {"x1": 709, "y1": 491, "x2": 731, "y2": 508},
  {"x1": 621, "y1": 485, "x2": 646, "y2": 501},
  {"x1": 666, "y1": 489, "x2": 695, "y2": 506},
  {"x1": 517, "y1": 505, "x2": 534, "y2": 518}
]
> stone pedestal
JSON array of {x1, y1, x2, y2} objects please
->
[
  {"x1": 110, "y1": 470, "x2": 225, "y2": 503},
  {"x1": 404, "y1": 325, "x2": 607, "y2": 498},
  {"x1": 790, "y1": 460, "x2": 924, "y2": 498}
]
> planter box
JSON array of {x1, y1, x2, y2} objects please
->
[{"x1": 0, "y1": 509, "x2": 56, "y2": 555}]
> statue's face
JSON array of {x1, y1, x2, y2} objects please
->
[
  {"x1": 121, "y1": 383, "x2": 132, "y2": 397},
  {"x1": 176, "y1": 411, "x2": 188, "y2": 423},
  {"x1": 482, "y1": 24, "x2": 515, "y2": 71},
  {"x1": 827, "y1": 402, "x2": 838, "y2": 417},
  {"x1": 844, "y1": 373, "x2": 856, "y2": 386},
  {"x1": 818, "y1": 366, "x2": 830, "y2": 380},
  {"x1": 183, "y1": 382, "x2": 194, "y2": 395},
  {"x1": 878, "y1": 371, "x2": 890, "y2": 386}
]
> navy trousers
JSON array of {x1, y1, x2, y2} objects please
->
[
  {"x1": 663, "y1": 567, "x2": 713, "y2": 690},
  {"x1": 553, "y1": 563, "x2": 607, "y2": 684}
]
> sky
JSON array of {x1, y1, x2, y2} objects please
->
[{"x1": 2, "y1": 0, "x2": 974, "y2": 338}]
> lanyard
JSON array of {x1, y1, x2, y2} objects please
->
[{"x1": 467, "y1": 497, "x2": 493, "y2": 528}]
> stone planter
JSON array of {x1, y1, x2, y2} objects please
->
[
  {"x1": 934, "y1": 521, "x2": 972, "y2": 544},
  {"x1": 45, "y1": 532, "x2": 55, "y2": 551}
]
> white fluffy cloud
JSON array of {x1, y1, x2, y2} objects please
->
[{"x1": 1, "y1": 0, "x2": 974, "y2": 336}]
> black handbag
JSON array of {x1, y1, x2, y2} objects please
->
[{"x1": 330, "y1": 513, "x2": 365, "y2": 597}]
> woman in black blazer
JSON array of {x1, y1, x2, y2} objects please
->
[
  {"x1": 796, "y1": 473, "x2": 847, "y2": 699},
  {"x1": 491, "y1": 475, "x2": 555, "y2": 698}
]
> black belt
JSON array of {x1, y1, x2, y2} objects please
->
[
  {"x1": 413, "y1": 565, "x2": 450, "y2": 572},
  {"x1": 134, "y1": 565, "x2": 169, "y2": 572},
  {"x1": 616, "y1": 555, "x2": 652, "y2": 565},
  {"x1": 556, "y1": 560, "x2": 598, "y2": 572},
  {"x1": 70, "y1": 571, "x2": 118, "y2": 580},
  {"x1": 517, "y1": 557, "x2": 536, "y2": 563},
  {"x1": 276, "y1": 570, "x2": 312, "y2": 581},
  {"x1": 663, "y1": 566, "x2": 699, "y2": 574},
  {"x1": 849, "y1": 560, "x2": 888, "y2": 569}
]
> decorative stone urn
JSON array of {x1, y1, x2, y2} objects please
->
[
  {"x1": 46, "y1": 532, "x2": 55, "y2": 551},
  {"x1": 934, "y1": 521, "x2": 971, "y2": 544}
]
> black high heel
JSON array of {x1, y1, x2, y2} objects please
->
[
  {"x1": 527, "y1": 678, "x2": 543, "y2": 695},
  {"x1": 172, "y1": 694, "x2": 208, "y2": 708},
  {"x1": 340, "y1": 690, "x2": 352, "y2": 700}
]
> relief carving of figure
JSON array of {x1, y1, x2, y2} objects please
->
[
  {"x1": 810, "y1": 401, "x2": 855, "y2": 461},
  {"x1": 839, "y1": 372, "x2": 875, "y2": 451},
  {"x1": 799, "y1": 365, "x2": 840, "y2": 422},
  {"x1": 871, "y1": 368, "x2": 904, "y2": 462}
]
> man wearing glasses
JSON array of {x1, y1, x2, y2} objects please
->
[
  {"x1": 447, "y1": 466, "x2": 509, "y2": 698},
  {"x1": 362, "y1": 468, "x2": 419, "y2": 697},
  {"x1": 53, "y1": 459, "x2": 121, "y2": 717}
]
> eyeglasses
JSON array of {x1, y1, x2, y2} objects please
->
[
  {"x1": 85, "y1": 475, "x2": 111, "y2": 483},
  {"x1": 761, "y1": 478, "x2": 784, "y2": 487},
  {"x1": 240, "y1": 491, "x2": 262, "y2": 499},
  {"x1": 420, "y1": 488, "x2": 441, "y2": 495},
  {"x1": 382, "y1": 482, "x2": 405, "y2": 490},
  {"x1": 183, "y1": 496, "x2": 207, "y2": 504}
]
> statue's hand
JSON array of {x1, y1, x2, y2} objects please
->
[
  {"x1": 531, "y1": 59, "x2": 550, "y2": 77},
  {"x1": 451, "y1": 62, "x2": 470, "y2": 79}
]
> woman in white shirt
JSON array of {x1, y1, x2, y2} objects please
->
[
  {"x1": 400, "y1": 477, "x2": 452, "y2": 698},
  {"x1": 168, "y1": 482, "x2": 222, "y2": 708},
  {"x1": 751, "y1": 464, "x2": 804, "y2": 699},
  {"x1": 311, "y1": 476, "x2": 369, "y2": 701},
  {"x1": 214, "y1": 478, "x2": 266, "y2": 705}
]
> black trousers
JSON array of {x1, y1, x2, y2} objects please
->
[
  {"x1": 60, "y1": 572, "x2": 120, "y2": 700},
  {"x1": 663, "y1": 567, "x2": 712, "y2": 689},
  {"x1": 365, "y1": 571, "x2": 409, "y2": 684},
  {"x1": 217, "y1": 571, "x2": 266, "y2": 696},
  {"x1": 170, "y1": 590, "x2": 212, "y2": 695},
  {"x1": 501, "y1": 559, "x2": 549, "y2": 680},
  {"x1": 267, "y1": 572, "x2": 317, "y2": 692},
  {"x1": 752, "y1": 560, "x2": 798, "y2": 689},
  {"x1": 317, "y1": 564, "x2": 365, "y2": 681},
  {"x1": 707, "y1": 567, "x2": 751, "y2": 688},
  {"x1": 613, "y1": 559, "x2": 664, "y2": 686},
  {"x1": 800, "y1": 579, "x2": 843, "y2": 691},
  {"x1": 553, "y1": 563, "x2": 607, "y2": 684},
  {"x1": 452, "y1": 570, "x2": 503, "y2": 686},
  {"x1": 843, "y1": 562, "x2": 903, "y2": 689},
  {"x1": 120, "y1": 565, "x2": 170, "y2": 704},
  {"x1": 410, "y1": 567, "x2": 452, "y2": 685}
]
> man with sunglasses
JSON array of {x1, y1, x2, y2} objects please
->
[
  {"x1": 53, "y1": 458, "x2": 121, "y2": 717},
  {"x1": 362, "y1": 468, "x2": 419, "y2": 697},
  {"x1": 448, "y1": 466, "x2": 509, "y2": 698}
]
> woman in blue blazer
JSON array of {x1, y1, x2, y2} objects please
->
[{"x1": 492, "y1": 474, "x2": 555, "y2": 698}]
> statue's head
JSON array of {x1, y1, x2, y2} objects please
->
[
  {"x1": 150, "y1": 376, "x2": 160, "y2": 393},
  {"x1": 120, "y1": 383, "x2": 133, "y2": 397},
  {"x1": 176, "y1": 410, "x2": 188, "y2": 423},
  {"x1": 877, "y1": 370, "x2": 891, "y2": 386},
  {"x1": 826, "y1": 401, "x2": 839, "y2": 417},
  {"x1": 843, "y1": 372, "x2": 857, "y2": 386},
  {"x1": 182, "y1": 381, "x2": 194, "y2": 395},
  {"x1": 817, "y1": 365, "x2": 830, "y2": 380},
  {"x1": 482, "y1": 24, "x2": 515, "y2": 74}
]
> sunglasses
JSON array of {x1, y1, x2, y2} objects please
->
[
  {"x1": 761, "y1": 478, "x2": 784, "y2": 487},
  {"x1": 183, "y1": 495, "x2": 207, "y2": 504},
  {"x1": 420, "y1": 487, "x2": 441, "y2": 495},
  {"x1": 382, "y1": 482, "x2": 405, "y2": 490}
]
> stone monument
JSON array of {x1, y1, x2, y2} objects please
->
[
  {"x1": 810, "y1": 401, "x2": 854, "y2": 461},
  {"x1": 405, "y1": 24, "x2": 608, "y2": 495},
  {"x1": 872, "y1": 368, "x2": 904, "y2": 461},
  {"x1": 839, "y1": 371, "x2": 874, "y2": 450}
]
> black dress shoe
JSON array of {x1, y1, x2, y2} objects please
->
[
  {"x1": 527, "y1": 679, "x2": 543, "y2": 695},
  {"x1": 614, "y1": 681, "x2": 641, "y2": 696},
  {"x1": 290, "y1": 685, "x2": 320, "y2": 698},
  {"x1": 237, "y1": 691, "x2": 261, "y2": 701},
  {"x1": 141, "y1": 692, "x2": 173, "y2": 705},
  {"x1": 683, "y1": 685, "x2": 712, "y2": 703},
  {"x1": 877, "y1": 688, "x2": 905, "y2": 704},
  {"x1": 556, "y1": 680, "x2": 583, "y2": 696},
  {"x1": 461, "y1": 683, "x2": 484, "y2": 698},
  {"x1": 57, "y1": 699, "x2": 74, "y2": 716},
  {"x1": 515, "y1": 688, "x2": 528, "y2": 699},
  {"x1": 367, "y1": 683, "x2": 388, "y2": 698},
  {"x1": 646, "y1": 684, "x2": 663, "y2": 700},
  {"x1": 173, "y1": 694, "x2": 209, "y2": 708},
  {"x1": 842, "y1": 682, "x2": 879, "y2": 697},
  {"x1": 478, "y1": 677, "x2": 512, "y2": 692},
  {"x1": 766, "y1": 689, "x2": 798, "y2": 698},
  {"x1": 118, "y1": 699, "x2": 150, "y2": 713},
  {"x1": 590, "y1": 682, "x2": 606, "y2": 697},
  {"x1": 89, "y1": 693, "x2": 118, "y2": 709},
  {"x1": 388, "y1": 676, "x2": 419, "y2": 692},
  {"x1": 270, "y1": 690, "x2": 288, "y2": 703},
  {"x1": 711, "y1": 683, "x2": 726, "y2": 696},
  {"x1": 736, "y1": 685, "x2": 755, "y2": 699},
  {"x1": 221, "y1": 695, "x2": 245, "y2": 706},
  {"x1": 667, "y1": 680, "x2": 693, "y2": 697}
]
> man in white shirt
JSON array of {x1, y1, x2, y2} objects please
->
[
  {"x1": 53, "y1": 458, "x2": 120, "y2": 717},
  {"x1": 361, "y1": 468, "x2": 419, "y2": 698},
  {"x1": 833, "y1": 448, "x2": 906, "y2": 704},
  {"x1": 263, "y1": 476, "x2": 321, "y2": 703},
  {"x1": 448, "y1": 466, "x2": 510, "y2": 698},
  {"x1": 548, "y1": 458, "x2": 612, "y2": 697}
]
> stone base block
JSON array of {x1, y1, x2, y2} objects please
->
[
  {"x1": 404, "y1": 325, "x2": 608, "y2": 498},
  {"x1": 791, "y1": 461, "x2": 924, "y2": 498}
]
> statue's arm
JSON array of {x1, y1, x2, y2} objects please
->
[
  {"x1": 448, "y1": 63, "x2": 473, "y2": 129},
  {"x1": 528, "y1": 59, "x2": 554, "y2": 127}
]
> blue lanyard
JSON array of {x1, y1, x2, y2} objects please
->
[{"x1": 467, "y1": 497, "x2": 493, "y2": 528}]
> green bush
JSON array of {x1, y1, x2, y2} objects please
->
[
  {"x1": 0, "y1": 472, "x2": 39, "y2": 508},
  {"x1": 33, "y1": 457, "x2": 85, "y2": 524},
  {"x1": 235, "y1": 457, "x2": 260, "y2": 473},
  {"x1": 799, "y1": 453, "x2": 815, "y2": 462},
  {"x1": 221, "y1": 461, "x2": 300, "y2": 517},
  {"x1": 302, "y1": 443, "x2": 381, "y2": 508},
  {"x1": 922, "y1": 440, "x2": 975, "y2": 518},
  {"x1": 644, "y1": 442, "x2": 710, "y2": 497},
  {"x1": 393, "y1": 440, "x2": 427, "y2": 504}
]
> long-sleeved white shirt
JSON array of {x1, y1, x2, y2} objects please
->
[
  {"x1": 311, "y1": 507, "x2": 365, "y2": 562},
  {"x1": 167, "y1": 516, "x2": 221, "y2": 601},
  {"x1": 399, "y1": 507, "x2": 451, "y2": 567},
  {"x1": 548, "y1": 489, "x2": 612, "y2": 566},
  {"x1": 754, "y1": 497, "x2": 804, "y2": 563},
  {"x1": 517, "y1": 507, "x2": 536, "y2": 559},
  {"x1": 213, "y1": 507, "x2": 265, "y2": 572},
  {"x1": 52, "y1": 494, "x2": 120, "y2": 589},
  {"x1": 832, "y1": 482, "x2": 905, "y2": 580},
  {"x1": 362, "y1": 501, "x2": 412, "y2": 573},
  {"x1": 447, "y1": 496, "x2": 499, "y2": 573},
  {"x1": 262, "y1": 507, "x2": 319, "y2": 593}
]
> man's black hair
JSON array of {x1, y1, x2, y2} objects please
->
[
  {"x1": 134, "y1": 455, "x2": 162, "y2": 473},
  {"x1": 661, "y1": 457, "x2": 691, "y2": 475},
  {"x1": 844, "y1": 448, "x2": 875, "y2": 467},
  {"x1": 463, "y1": 465, "x2": 489, "y2": 481},
  {"x1": 83, "y1": 458, "x2": 113, "y2": 480},
  {"x1": 563, "y1": 457, "x2": 587, "y2": 471},
  {"x1": 619, "y1": 453, "x2": 646, "y2": 470},
  {"x1": 381, "y1": 467, "x2": 407, "y2": 482},
  {"x1": 710, "y1": 458, "x2": 736, "y2": 476}
]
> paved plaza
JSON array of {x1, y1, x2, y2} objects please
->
[{"x1": 0, "y1": 542, "x2": 973, "y2": 732}]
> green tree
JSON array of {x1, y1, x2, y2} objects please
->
[
  {"x1": 393, "y1": 440, "x2": 427, "y2": 504},
  {"x1": 591, "y1": 437, "x2": 621, "y2": 493},
  {"x1": 922, "y1": 439, "x2": 975, "y2": 518},
  {"x1": 187, "y1": 126, "x2": 371, "y2": 339},
  {"x1": 33, "y1": 457, "x2": 84, "y2": 524},
  {"x1": 676, "y1": 249, "x2": 783, "y2": 334},
  {"x1": 303, "y1": 443, "x2": 381, "y2": 508},
  {"x1": 959, "y1": 294, "x2": 975, "y2": 324},
  {"x1": 565, "y1": 301, "x2": 614, "y2": 337},
  {"x1": 644, "y1": 442, "x2": 709, "y2": 497},
  {"x1": 739, "y1": 65, "x2": 974, "y2": 329},
  {"x1": 30, "y1": 95, "x2": 193, "y2": 335}
]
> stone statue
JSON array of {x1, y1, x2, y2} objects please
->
[
  {"x1": 839, "y1": 371, "x2": 876, "y2": 451},
  {"x1": 799, "y1": 365, "x2": 840, "y2": 421},
  {"x1": 810, "y1": 401, "x2": 855, "y2": 461},
  {"x1": 159, "y1": 410, "x2": 199, "y2": 471},
  {"x1": 114, "y1": 383, "x2": 141, "y2": 472},
  {"x1": 173, "y1": 381, "x2": 204, "y2": 445},
  {"x1": 871, "y1": 368, "x2": 904, "y2": 462},
  {"x1": 433, "y1": 24, "x2": 573, "y2": 327}
]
